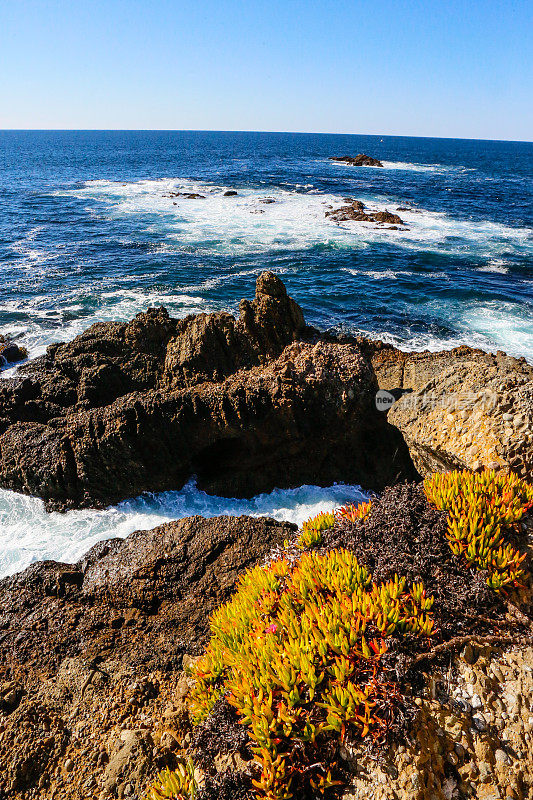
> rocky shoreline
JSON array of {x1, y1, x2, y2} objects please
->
[
  {"x1": 1, "y1": 273, "x2": 531, "y2": 512},
  {"x1": 0, "y1": 272, "x2": 416, "y2": 511},
  {"x1": 1, "y1": 274, "x2": 532, "y2": 800}
]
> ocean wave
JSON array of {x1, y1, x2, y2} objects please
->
[
  {"x1": 477, "y1": 259, "x2": 510, "y2": 274},
  {"x1": 460, "y1": 300, "x2": 533, "y2": 361},
  {"x1": 55, "y1": 178, "x2": 533, "y2": 263},
  {"x1": 353, "y1": 298, "x2": 533, "y2": 363},
  {"x1": 0, "y1": 480, "x2": 366, "y2": 578},
  {"x1": 343, "y1": 268, "x2": 416, "y2": 281},
  {"x1": 0, "y1": 287, "x2": 211, "y2": 366}
]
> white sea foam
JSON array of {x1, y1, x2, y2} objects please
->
[
  {"x1": 381, "y1": 161, "x2": 447, "y2": 172},
  {"x1": 343, "y1": 268, "x2": 417, "y2": 281},
  {"x1": 459, "y1": 300, "x2": 533, "y2": 361},
  {"x1": 0, "y1": 286, "x2": 211, "y2": 367},
  {"x1": 56, "y1": 178, "x2": 533, "y2": 263},
  {"x1": 0, "y1": 480, "x2": 366, "y2": 578},
  {"x1": 354, "y1": 298, "x2": 533, "y2": 363},
  {"x1": 478, "y1": 259, "x2": 510, "y2": 274}
]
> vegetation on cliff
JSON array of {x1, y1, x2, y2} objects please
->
[{"x1": 148, "y1": 469, "x2": 532, "y2": 800}]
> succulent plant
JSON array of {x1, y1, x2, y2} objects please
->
[
  {"x1": 148, "y1": 761, "x2": 197, "y2": 800},
  {"x1": 296, "y1": 511, "x2": 335, "y2": 549},
  {"x1": 336, "y1": 500, "x2": 372, "y2": 523},
  {"x1": 188, "y1": 548, "x2": 434, "y2": 798},
  {"x1": 180, "y1": 469, "x2": 533, "y2": 799},
  {"x1": 424, "y1": 469, "x2": 532, "y2": 590}
]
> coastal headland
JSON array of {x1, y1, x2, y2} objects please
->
[{"x1": 0, "y1": 274, "x2": 532, "y2": 800}]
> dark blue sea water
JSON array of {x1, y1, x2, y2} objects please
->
[
  {"x1": 1, "y1": 131, "x2": 532, "y2": 363},
  {"x1": 0, "y1": 130, "x2": 532, "y2": 576}
]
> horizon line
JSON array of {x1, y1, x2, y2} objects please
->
[{"x1": 0, "y1": 128, "x2": 532, "y2": 145}]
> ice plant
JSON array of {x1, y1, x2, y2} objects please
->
[
  {"x1": 188, "y1": 549, "x2": 434, "y2": 799},
  {"x1": 424, "y1": 469, "x2": 533, "y2": 590},
  {"x1": 296, "y1": 510, "x2": 335, "y2": 549},
  {"x1": 148, "y1": 761, "x2": 197, "y2": 800},
  {"x1": 336, "y1": 500, "x2": 372, "y2": 523}
]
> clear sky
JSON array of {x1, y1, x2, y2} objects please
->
[{"x1": 1, "y1": 0, "x2": 532, "y2": 140}]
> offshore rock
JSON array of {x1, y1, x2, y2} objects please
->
[
  {"x1": 0, "y1": 336, "x2": 27, "y2": 369},
  {"x1": 329, "y1": 153, "x2": 384, "y2": 167},
  {"x1": 326, "y1": 200, "x2": 404, "y2": 225},
  {"x1": 0, "y1": 272, "x2": 416, "y2": 510},
  {"x1": 360, "y1": 339, "x2": 533, "y2": 480}
]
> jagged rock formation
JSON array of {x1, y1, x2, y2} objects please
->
[
  {"x1": 0, "y1": 514, "x2": 294, "y2": 797},
  {"x1": 326, "y1": 199, "x2": 404, "y2": 225},
  {"x1": 0, "y1": 272, "x2": 416, "y2": 510},
  {"x1": 360, "y1": 340, "x2": 533, "y2": 480},
  {"x1": 329, "y1": 154, "x2": 384, "y2": 167}
]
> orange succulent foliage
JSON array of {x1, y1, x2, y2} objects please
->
[
  {"x1": 188, "y1": 549, "x2": 434, "y2": 799},
  {"x1": 296, "y1": 511, "x2": 335, "y2": 549},
  {"x1": 336, "y1": 500, "x2": 373, "y2": 523},
  {"x1": 424, "y1": 469, "x2": 533, "y2": 591}
]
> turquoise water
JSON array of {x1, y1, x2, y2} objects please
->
[{"x1": 1, "y1": 130, "x2": 532, "y2": 575}]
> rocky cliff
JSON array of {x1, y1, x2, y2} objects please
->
[
  {"x1": 361, "y1": 339, "x2": 533, "y2": 480},
  {"x1": 0, "y1": 514, "x2": 295, "y2": 797},
  {"x1": 0, "y1": 273, "x2": 416, "y2": 511}
]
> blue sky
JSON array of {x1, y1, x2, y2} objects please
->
[{"x1": 1, "y1": 0, "x2": 531, "y2": 140}]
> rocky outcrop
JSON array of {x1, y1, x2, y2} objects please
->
[
  {"x1": 0, "y1": 273, "x2": 416, "y2": 510},
  {"x1": 0, "y1": 514, "x2": 293, "y2": 797},
  {"x1": 326, "y1": 200, "x2": 404, "y2": 225},
  {"x1": 329, "y1": 154, "x2": 384, "y2": 167},
  {"x1": 163, "y1": 192, "x2": 206, "y2": 199},
  {"x1": 0, "y1": 337, "x2": 27, "y2": 369},
  {"x1": 360, "y1": 339, "x2": 533, "y2": 480},
  {"x1": 343, "y1": 644, "x2": 533, "y2": 800}
]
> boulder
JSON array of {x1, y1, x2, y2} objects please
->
[
  {"x1": 329, "y1": 154, "x2": 384, "y2": 167},
  {"x1": 223, "y1": 190, "x2": 238, "y2": 196},
  {"x1": 0, "y1": 273, "x2": 416, "y2": 510},
  {"x1": 360, "y1": 339, "x2": 533, "y2": 480},
  {"x1": 0, "y1": 338, "x2": 27, "y2": 368}
]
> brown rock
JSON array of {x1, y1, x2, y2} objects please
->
[
  {"x1": 0, "y1": 337, "x2": 27, "y2": 368},
  {"x1": 325, "y1": 203, "x2": 404, "y2": 226},
  {"x1": 373, "y1": 210, "x2": 404, "y2": 225},
  {"x1": 0, "y1": 273, "x2": 416, "y2": 510},
  {"x1": 329, "y1": 154, "x2": 384, "y2": 167},
  {"x1": 359, "y1": 339, "x2": 533, "y2": 480}
]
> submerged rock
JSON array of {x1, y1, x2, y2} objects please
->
[
  {"x1": 329, "y1": 153, "x2": 384, "y2": 167},
  {"x1": 163, "y1": 191, "x2": 206, "y2": 199},
  {"x1": 0, "y1": 272, "x2": 416, "y2": 510}
]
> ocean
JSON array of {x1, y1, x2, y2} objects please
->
[{"x1": 1, "y1": 130, "x2": 532, "y2": 576}]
